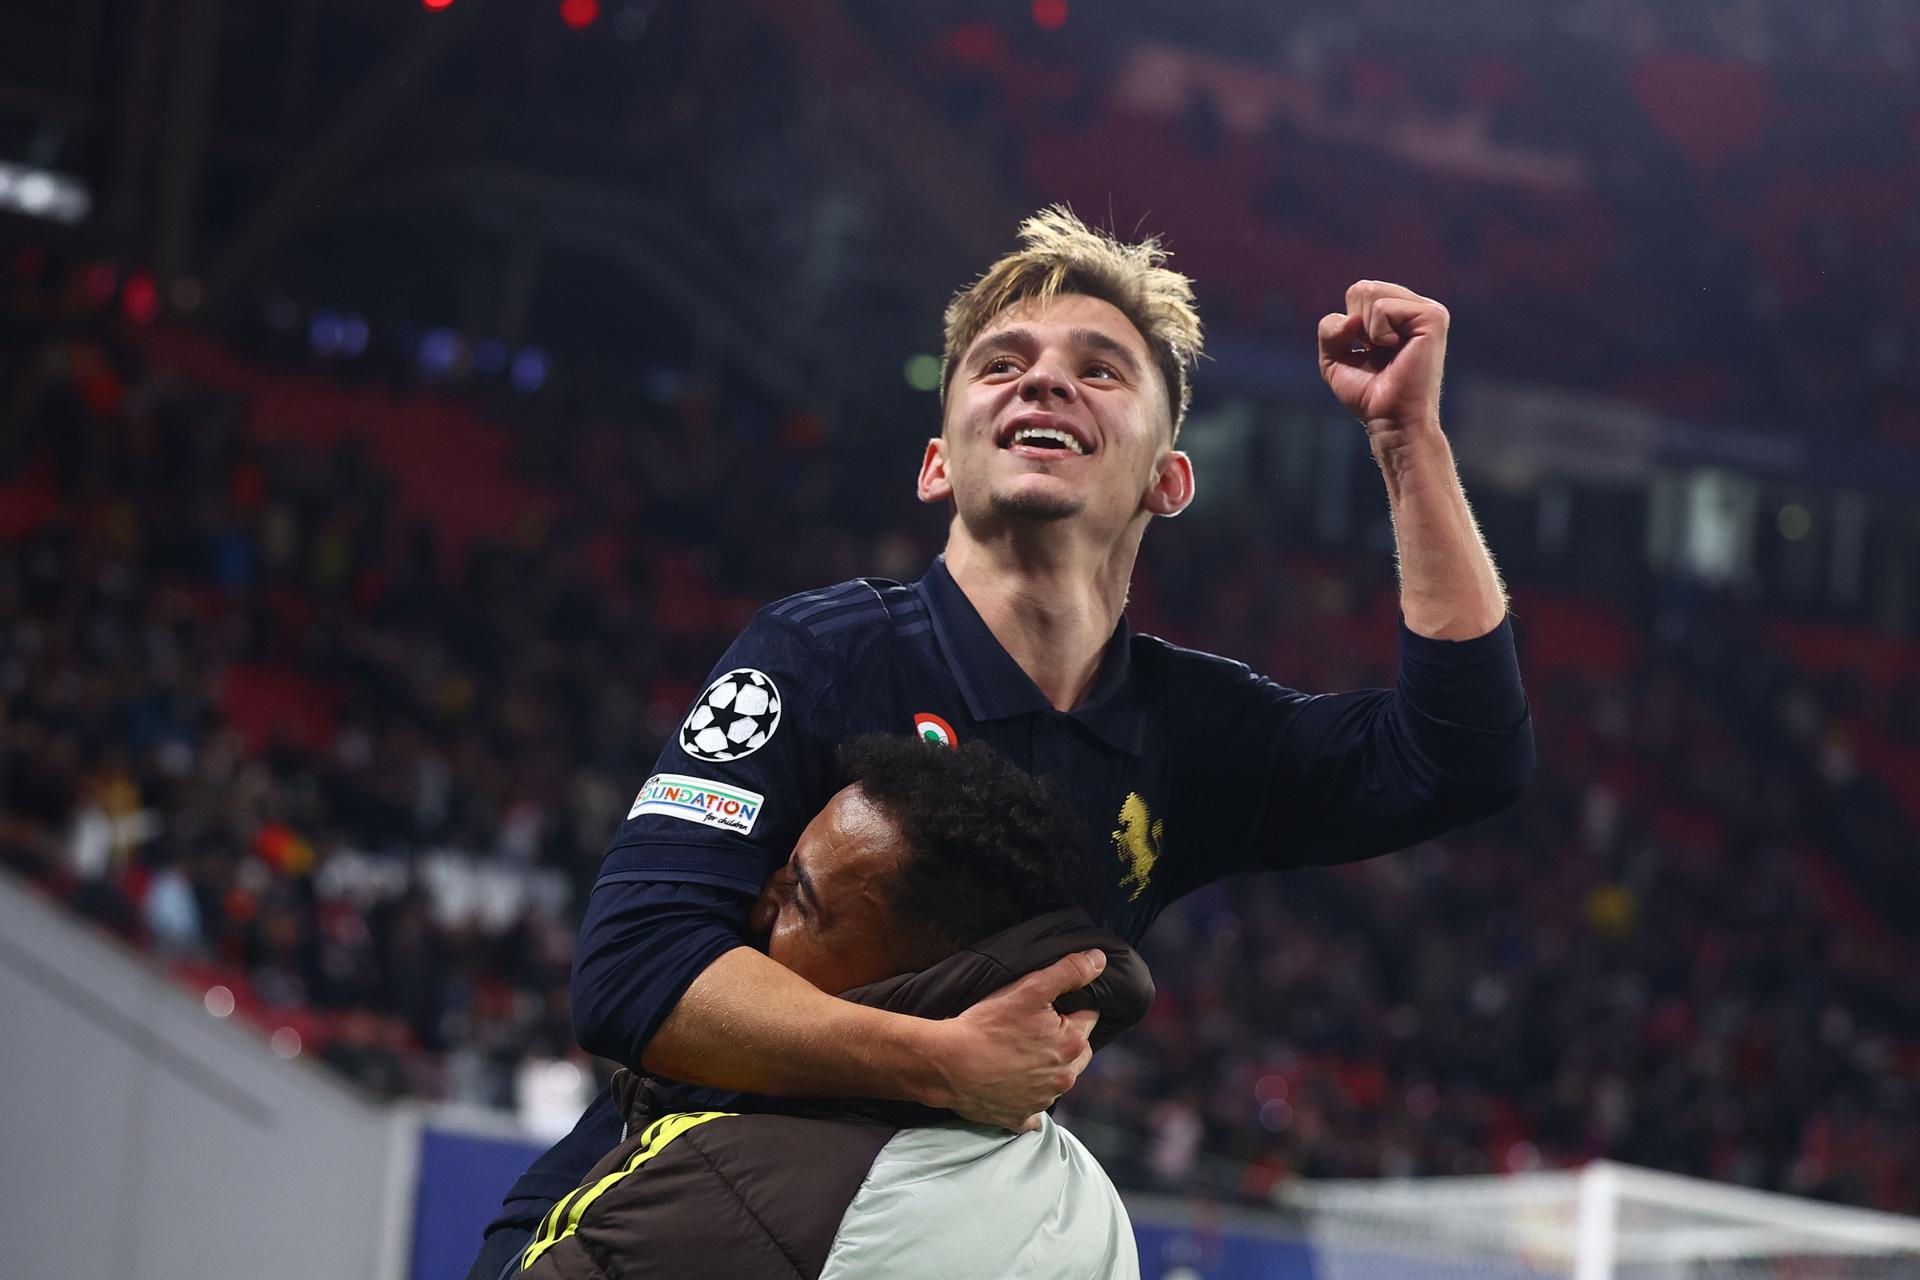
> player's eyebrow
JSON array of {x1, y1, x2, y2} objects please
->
[
  {"x1": 972, "y1": 325, "x2": 1141, "y2": 376},
  {"x1": 973, "y1": 326, "x2": 1039, "y2": 366},
  {"x1": 793, "y1": 860, "x2": 824, "y2": 920},
  {"x1": 1067, "y1": 328, "x2": 1141, "y2": 376}
]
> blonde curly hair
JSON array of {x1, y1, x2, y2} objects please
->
[{"x1": 941, "y1": 206, "x2": 1205, "y2": 440}]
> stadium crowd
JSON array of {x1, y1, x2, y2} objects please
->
[
  {"x1": 903, "y1": 1, "x2": 1920, "y2": 450},
  {"x1": 3, "y1": 252, "x2": 1916, "y2": 1215}
]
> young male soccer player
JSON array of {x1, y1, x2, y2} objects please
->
[
  {"x1": 515, "y1": 735, "x2": 1153, "y2": 1279},
  {"x1": 469, "y1": 208, "x2": 1535, "y2": 1276}
]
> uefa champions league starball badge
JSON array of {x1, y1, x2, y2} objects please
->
[{"x1": 679, "y1": 669, "x2": 783, "y2": 762}]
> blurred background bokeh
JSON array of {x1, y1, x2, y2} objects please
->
[{"x1": 3, "y1": 0, "x2": 1917, "y2": 1255}]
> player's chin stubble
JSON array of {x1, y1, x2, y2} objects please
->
[{"x1": 989, "y1": 488, "x2": 1084, "y2": 522}]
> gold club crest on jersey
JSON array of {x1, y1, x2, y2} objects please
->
[{"x1": 1111, "y1": 792, "x2": 1163, "y2": 901}]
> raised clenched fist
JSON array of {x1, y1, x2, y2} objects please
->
[{"x1": 1317, "y1": 280, "x2": 1452, "y2": 438}]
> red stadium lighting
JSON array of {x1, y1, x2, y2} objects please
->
[
  {"x1": 421, "y1": 0, "x2": 455, "y2": 10},
  {"x1": 84, "y1": 261, "x2": 118, "y2": 301},
  {"x1": 1031, "y1": 0, "x2": 1067, "y2": 30},
  {"x1": 559, "y1": 0, "x2": 598, "y2": 29},
  {"x1": 121, "y1": 270, "x2": 158, "y2": 325}
]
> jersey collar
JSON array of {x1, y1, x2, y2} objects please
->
[{"x1": 916, "y1": 556, "x2": 1147, "y2": 756}]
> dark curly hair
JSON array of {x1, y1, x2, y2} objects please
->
[{"x1": 836, "y1": 734, "x2": 1101, "y2": 961}]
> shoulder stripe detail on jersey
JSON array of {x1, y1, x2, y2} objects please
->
[
  {"x1": 869, "y1": 580, "x2": 925, "y2": 618},
  {"x1": 796, "y1": 596, "x2": 903, "y2": 633},
  {"x1": 768, "y1": 580, "x2": 873, "y2": 620},
  {"x1": 811, "y1": 606, "x2": 902, "y2": 636},
  {"x1": 769, "y1": 579, "x2": 915, "y2": 640},
  {"x1": 765, "y1": 578, "x2": 924, "y2": 639},
  {"x1": 791, "y1": 591, "x2": 882, "y2": 624}
]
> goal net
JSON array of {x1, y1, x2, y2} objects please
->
[{"x1": 1281, "y1": 1161, "x2": 1920, "y2": 1280}]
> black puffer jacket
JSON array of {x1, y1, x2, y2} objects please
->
[{"x1": 516, "y1": 908, "x2": 1153, "y2": 1279}]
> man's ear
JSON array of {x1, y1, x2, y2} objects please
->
[
  {"x1": 917, "y1": 437, "x2": 953, "y2": 505},
  {"x1": 1144, "y1": 449, "x2": 1195, "y2": 517}
]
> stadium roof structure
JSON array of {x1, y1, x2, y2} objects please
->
[{"x1": 2, "y1": 0, "x2": 1021, "y2": 426}]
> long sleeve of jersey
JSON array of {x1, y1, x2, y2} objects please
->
[
  {"x1": 1394, "y1": 614, "x2": 1530, "y2": 734},
  {"x1": 1164, "y1": 613, "x2": 1535, "y2": 888},
  {"x1": 570, "y1": 879, "x2": 752, "y2": 1068}
]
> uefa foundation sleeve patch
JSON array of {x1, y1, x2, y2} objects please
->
[
  {"x1": 627, "y1": 774, "x2": 766, "y2": 835},
  {"x1": 680, "y1": 668, "x2": 782, "y2": 762}
]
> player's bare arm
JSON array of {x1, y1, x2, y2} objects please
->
[
  {"x1": 1318, "y1": 281, "x2": 1508, "y2": 642},
  {"x1": 641, "y1": 943, "x2": 1104, "y2": 1132}
]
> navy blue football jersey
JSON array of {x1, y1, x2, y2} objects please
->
[
  {"x1": 598, "y1": 558, "x2": 1533, "y2": 947},
  {"x1": 476, "y1": 556, "x2": 1534, "y2": 1254}
]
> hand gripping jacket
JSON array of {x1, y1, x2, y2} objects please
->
[{"x1": 516, "y1": 908, "x2": 1155, "y2": 1280}]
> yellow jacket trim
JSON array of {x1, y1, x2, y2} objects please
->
[{"x1": 520, "y1": 1111, "x2": 735, "y2": 1270}]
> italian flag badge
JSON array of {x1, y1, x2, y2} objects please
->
[{"x1": 913, "y1": 713, "x2": 957, "y2": 749}]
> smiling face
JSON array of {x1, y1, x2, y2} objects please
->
[
  {"x1": 919, "y1": 293, "x2": 1194, "y2": 542},
  {"x1": 747, "y1": 785, "x2": 925, "y2": 995}
]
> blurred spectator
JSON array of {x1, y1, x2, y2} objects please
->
[{"x1": 5, "y1": 28, "x2": 1920, "y2": 1205}]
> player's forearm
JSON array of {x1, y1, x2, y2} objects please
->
[
  {"x1": 1371, "y1": 419, "x2": 1507, "y2": 641},
  {"x1": 639, "y1": 945, "x2": 943, "y2": 1103}
]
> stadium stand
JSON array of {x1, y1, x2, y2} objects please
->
[
  {"x1": 3, "y1": 250, "x2": 1915, "y2": 1216},
  {"x1": 906, "y1": 4, "x2": 1920, "y2": 450}
]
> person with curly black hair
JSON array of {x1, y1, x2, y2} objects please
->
[
  {"x1": 514, "y1": 735, "x2": 1152, "y2": 1279},
  {"x1": 791, "y1": 735, "x2": 1103, "y2": 974}
]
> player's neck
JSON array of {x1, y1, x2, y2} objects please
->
[{"x1": 942, "y1": 529, "x2": 1138, "y2": 712}]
